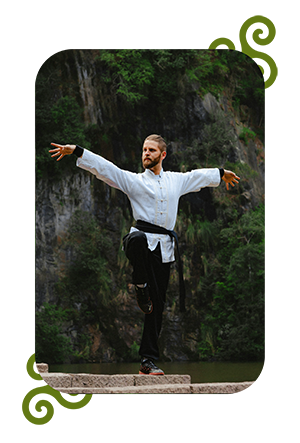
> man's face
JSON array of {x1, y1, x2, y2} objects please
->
[{"x1": 142, "y1": 140, "x2": 165, "y2": 170}]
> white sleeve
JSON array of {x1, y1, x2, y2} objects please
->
[
  {"x1": 76, "y1": 149, "x2": 135, "y2": 195},
  {"x1": 179, "y1": 168, "x2": 221, "y2": 196}
]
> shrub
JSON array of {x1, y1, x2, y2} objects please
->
[
  {"x1": 35, "y1": 303, "x2": 73, "y2": 364},
  {"x1": 36, "y1": 94, "x2": 90, "y2": 179},
  {"x1": 201, "y1": 109, "x2": 236, "y2": 165},
  {"x1": 55, "y1": 210, "x2": 113, "y2": 314},
  {"x1": 239, "y1": 127, "x2": 256, "y2": 145}
]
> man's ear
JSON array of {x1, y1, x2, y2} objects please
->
[{"x1": 162, "y1": 151, "x2": 167, "y2": 160}]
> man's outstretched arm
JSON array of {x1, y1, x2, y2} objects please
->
[{"x1": 49, "y1": 143, "x2": 136, "y2": 194}]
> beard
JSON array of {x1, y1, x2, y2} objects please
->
[{"x1": 143, "y1": 155, "x2": 161, "y2": 170}]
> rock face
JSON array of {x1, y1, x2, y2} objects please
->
[
  {"x1": 35, "y1": 50, "x2": 265, "y2": 364},
  {"x1": 35, "y1": 171, "x2": 93, "y2": 305}
]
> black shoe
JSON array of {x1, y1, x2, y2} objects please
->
[
  {"x1": 135, "y1": 284, "x2": 153, "y2": 314},
  {"x1": 139, "y1": 358, "x2": 164, "y2": 375}
]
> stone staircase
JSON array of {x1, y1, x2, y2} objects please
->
[{"x1": 37, "y1": 364, "x2": 253, "y2": 394}]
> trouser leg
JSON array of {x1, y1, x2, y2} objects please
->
[
  {"x1": 123, "y1": 231, "x2": 149, "y2": 285},
  {"x1": 139, "y1": 245, "x2": 170, "y2": 360},
  {"x1": 123, "y1": 231, "x2": 170, "y2": 361}
]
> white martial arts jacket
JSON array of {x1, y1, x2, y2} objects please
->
[{"x1": 77, "y1": 149, "x2": 221, "y2": 263}]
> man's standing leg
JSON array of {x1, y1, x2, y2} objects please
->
[
  {"x1": 139, "y1": 244, "x2": 170, "y2": 362},
  {"x1": 123, "y1": 232, "x2": 170, "y2": 374}
]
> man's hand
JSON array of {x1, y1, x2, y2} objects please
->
[
  {"x1": 49, "y1": 143, "x2": 76, "y2": 161},
  {"x1": 222, "y1": 169, "x2": 240, "y2": 190}
]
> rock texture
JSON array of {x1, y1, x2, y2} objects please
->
[
  {"x1": 35, "y1": 171, "x2": 94, "y2": 305},
  {"x1": 36, "y1": 363, "x2": 48, "y2": 373}
]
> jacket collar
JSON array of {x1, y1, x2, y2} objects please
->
[{"x1": 144, "y1": 168, "x2": 164, "y2": 179}]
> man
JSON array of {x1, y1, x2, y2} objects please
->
[{"x1": 49, "y1": 135, "x2": 240, "y2": 375}]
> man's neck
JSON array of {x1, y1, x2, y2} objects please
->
[{"x1": 149, "y1": 164, "x2": 162, "y2": 175}]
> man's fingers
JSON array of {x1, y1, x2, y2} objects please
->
[
  {"x1": 231, "y1": 176, "x2": 240, "y2": 185},
  {"x1": 49, "y1": 143, "x2": 65, "y2": 160},
  {"x1": 49, "y1": 146, "x2": 62, "y2": 154},
  {"x1": 50, "y1": 150, "x2": 60, "y2": 156}
]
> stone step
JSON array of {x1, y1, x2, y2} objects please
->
[
  {"x1": 190, "y1": 382, "x2": 253, "y2": 394},
  {"x1": 37, "y1": 363, "x2": 48, "y2": 373},
  {"x1": 40, "y1": 372, "x2": 191, "y2": 389},
  {"x1": 58, "y1": 382, "x2": 253, "y2": 394},
  {"x1": 60, "y1": 384, "x2": 192, "y2": 394},
  {"x1": 36, "y1": 365, "x2": 253, "y2": 394}
]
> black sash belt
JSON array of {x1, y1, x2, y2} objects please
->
[{"x1": 135, "y1": 219, "x2": 185, "y2": 312}]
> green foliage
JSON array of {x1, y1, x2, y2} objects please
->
[
  {"x1": 197, "y1": 219, "x2": 218, "y2": 251},
  {"x1": 98, "y1": 50, "x2": 155, "y2": 103},
  {"x1": 186, "y1": 52, "x2": 216, "y2": 81},
  {"x1": 98, "y1": 49, "x2": 197, "y2": 106},
  {"x1": 201, "y1": 109, "x2": 236, "y2": 165},
  {"x1": 224, "y1": 161, "x2": 258, "y2": 181},
  {"x1": 186, "y1": 50, "x2": 230, "y2": 97},
  {"x1": 71, "y1": 333, "x2": 93, "y2": 362},
  {"x1": 148, "y1": 50, "x2": 197, "y2": 103},
  {"x1": 180, "y1": 215, "x2": 218, "y2": 253},
  {"x1": 218, "y1": 48, "x2": 265, "y2": 107},
  {"x1": 195, "y1": 204, "x2": 265, "y2": 361},
  {"x1": 220, "y1": 204, "x2": 264, "y2": 251},
  {"x1": 56, "y1": 210, "x2": 113, "y2": 315},
  {"x1": 36, "y1": 74, "x2": 90, "y2": 179},
  {"x1": 197, "y1": 323, "x2": 218, "y2": 358},
  {"x1": 97, "y1": 50, "x2": 246, "y2": 106},
  {"x1": 51, "y1": 210, "x2": 112, "y2": 359},
  {"x1": 172, "y1": 110, "x2": 236, "y2": 172},
  {"x1": 35, "y1": 303, "x2": 73, "y2": 364},
  {"x1": 129, "y1": 341, "x2": 140, "y2": 361},
  {"x1": 40, "y1": 210, "x2": 115, "y2": 364},
  {"x1": 230, "y1": 54, "x2": 264, "y2": 111},
  {"x1": 239, "y1": 127, "x2": 256, "y2": 145}
]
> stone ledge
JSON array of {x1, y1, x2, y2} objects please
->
[
  {"x1": 41, "y1": 373, "x2": 72, "y2": 388},
  {"x1": 58, "y1": 382, "x2": 253, "y2": 394},
  {"x1": 59, "y1": 384, "x2": 192, "y2": 394},
  {"x1": 36, "y1": 363, "x2": 49, "y2": 373},
  {"x1": 190, "y1": 382, "x2": 253, "y2": 394},
  {"x1": 134, "y1": 374, "x2": 191, "y2": 386},
  {"x1": 37, "y1": 365, "x2": 253, "y2": 394},
  {"x1": 70, "y1": 374, "x2": 135, "y2": 388},
  {"x1": 40, "y1": 372, "x2": 191, "y2": 388}
]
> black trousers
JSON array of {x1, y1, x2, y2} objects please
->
[{"x1": 123, "y1": 231, "x2": 171, "y2": 361}]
